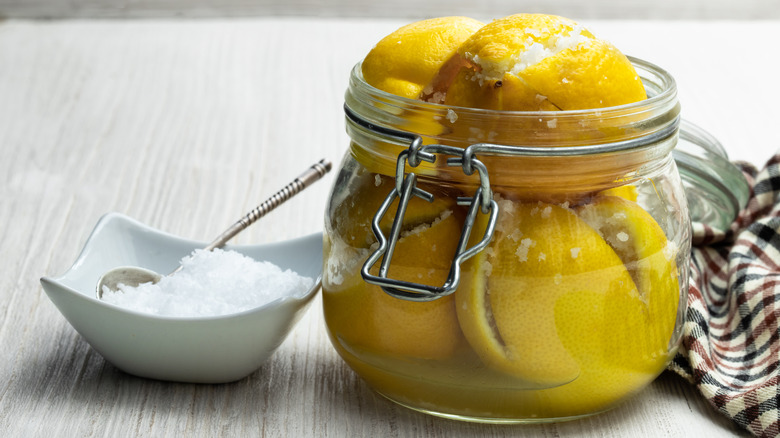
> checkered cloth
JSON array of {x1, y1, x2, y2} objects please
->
[{"x1": 669, "y1": 154, "x2": 780, "y2": 437}]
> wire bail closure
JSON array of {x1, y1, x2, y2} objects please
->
[{"x1": 345, "y1": 104, "x2": 498, "y2": 302}]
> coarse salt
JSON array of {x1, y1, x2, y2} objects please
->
[
  {"x1": 516, "y1": 238, "x2": 535, "y2": 262},
  {"x1": 101, "y1": 249, "x2": 314, "y2": 317},
  {"x1": 446, "y1": 109, "x2": 458, "y2": 123}
]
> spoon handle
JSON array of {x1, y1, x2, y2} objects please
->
[
  {"x1": 201, "y1": 159, "x2": 332, "y2": 253},
  {"x1": 169, "y1": 159, "x2": 332, "y2": 275}
]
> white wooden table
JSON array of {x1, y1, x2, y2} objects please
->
[{"x1": 2, "y1": 17, "x2": 776, "y2": 436}]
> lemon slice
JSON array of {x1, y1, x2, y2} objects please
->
[
  {"x1": 577, "y1": 195, "x2": 680, "y2": 364},
  {"x1": 456, "y1": 199, "x2": 639, "y2": 385},
  {"x1": 324, "y1": 175, "x2": 466, "y2": 360}
]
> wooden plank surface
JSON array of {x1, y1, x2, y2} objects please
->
[{"x1": 1, "y1": 17, "x2": 776, "y2": 436}]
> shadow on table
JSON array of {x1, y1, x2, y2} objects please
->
[
  {"x1": 7, "y1": 329, "x2": 749, "y2": 437},
  {"x1": 290, "y1": 352, "x2": 706, "y2": 437},
  {"x1": 304, "y1": 355, "x2": 750, "y2": 437}
]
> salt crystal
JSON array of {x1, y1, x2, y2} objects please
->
[
  {"x1": 101, "y1": 249, "x2": 314, "y2": 317},
  {"x1": 400, "y1": 209, "x2": 452, "y2": 238},
  {"x1": 374, "y1": 174, "x2": 382, "y2": 186},
  {"x1": 483, "y1": 261, "x2": 493, "y2": 277},
  {"x1": 504, "y1": 25, "x2": 589, "y2": 76},
  {"x1": 616, "y1": 232, "x2": 629, "y2": 242},
  {"x1": 570, "y1": 247, "x2": 581, "y2": 259},
  {"x1": 663, "y1": 241, "x2": 678, "y2": 261},
  {"x1": 446, "y1": 109, "x2": 458, "y2": 123},
  {"x1": 612, "y1": 212, "x2": 627, "y2": 220},
  {"x1": 516, "y1": 238, "x2": 535, "y2": 262},
  {"x1": 468, "y1": 127, "x2": 485, "y2": 140},
  {"x1": 498, "y1": 197, "x2": 516, "y2": 215},
  {"x1": 430, "y1": 91, "x2": 446, "y2": 104}
]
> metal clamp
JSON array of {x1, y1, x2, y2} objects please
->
[
  {"x1": 346, "y1": 105, "x2": 498, "y2": 301},
  {"x1": 344, "y1": 100, "x2": 682, "y2": 301}
]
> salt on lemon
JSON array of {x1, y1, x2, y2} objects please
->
[
  {"x1": 362, "y1": 14, "x2": 646, "y2": 111},
  {"x1": 445, "y1": 13, "x2": 647, "y2": 110}
]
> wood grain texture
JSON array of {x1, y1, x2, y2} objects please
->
[{"x1": 1, "y1": 18, "x2": 774, "y2": 437}]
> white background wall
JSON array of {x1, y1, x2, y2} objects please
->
[{"x1": 1, "y1": 0, "x2": 779, "y2": 20}]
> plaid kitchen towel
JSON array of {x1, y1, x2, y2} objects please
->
[{"x1": 669, "y1": 154, "x2": 780, "y2": 437}]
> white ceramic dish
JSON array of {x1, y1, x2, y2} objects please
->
[{"x1": 40, "y1": 212, "x2": 322, "y2": 384}]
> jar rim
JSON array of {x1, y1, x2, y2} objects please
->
[
  {"x1": 345, "y1": 56, "x2": 682, "y2": 154},
  {"x1": 347, "y1": 56, "x2": 678, "y2": 120}
]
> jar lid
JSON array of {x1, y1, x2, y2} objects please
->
[{"x1": 674, "y1": 120, "x2": 750, "y2": 230}]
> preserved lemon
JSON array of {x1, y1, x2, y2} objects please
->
[
  {"x1": 362, "y1": 16, "x2": 484, "y2": 100},
  {"x1": 447, "y1": 14, "x2": 646, "y2": 110}
]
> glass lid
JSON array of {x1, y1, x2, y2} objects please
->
[{"x1": 674, "y1": 120, "x2": 750, "y2": 231}]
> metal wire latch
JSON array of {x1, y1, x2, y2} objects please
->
[{"x1": 348, "y1": 110, "x2": 499, "y2": 302}]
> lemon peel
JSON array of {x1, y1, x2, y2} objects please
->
[
  {"x1": 577, "y1": 195, "x2": 680, "y2": 364},
  {"x1": 362, "y1": 16, "x2": 484, "y2": 99},
  {"x1": 456, "y1": 199, "x2": 640, "y2": 385},
  {"x1": 324, "y1": 172, "x2": 467, "y2": 360},
  {"x1": 445, "y1": 13, "x2": 646, "y2": 111}
]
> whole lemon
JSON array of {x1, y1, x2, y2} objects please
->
[
  {"x1": 362, "y1": 16, "x2": 484, "y2": 100},
  {"x1": 446, "y1": 13, "x2": 647, "y2": 110}
]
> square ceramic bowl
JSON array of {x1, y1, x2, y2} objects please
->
[{"x1": 40, "y1": 212, "x2": 322, "y2": 383}]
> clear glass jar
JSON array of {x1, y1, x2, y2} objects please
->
[{"x1": 322, "y1": 58, "x2": 728, "y2": 422}]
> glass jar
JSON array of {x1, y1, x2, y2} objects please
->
[{"x1": 322, "y1": 58, "x2": 739, "y2": 422}]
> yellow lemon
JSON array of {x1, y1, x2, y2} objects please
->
[
  {"x1": 525, "y1": 195, "x2": 680, "y2": 414},
  {"x1": 445, "y1": 68, "x2": 560, "y2": 111},
  {"x1": 456, "y1": 199, "x2": 639, "y2": 385},
  {"x1": 358, "y1": 17, "x2": 485, "y2": 168},
  {"x1": 362, "y1": 16, "x2": 484, "y2": 100},
  {"x1": 323, "y1": 172, "x2": 467, "y2": 360},
  {"x1": 598, "y1": 184, "x2": 638, "y2": 202},
  {"x1": 445, "y1": 13, "x2": 646, "y2": 110},
  {"x1": 576, "y1": 195, "x2": 680, "y2": 364},
  {"x1": 327, "y1": 169, "x2": 461, "y2": 250},
  {"x1": 456, "y1": 195, "x2": 679, "y2": 389}
]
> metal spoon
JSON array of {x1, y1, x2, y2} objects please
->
[{"x1": 96, "y1": 159, "x2": 332, "y2": 299}]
